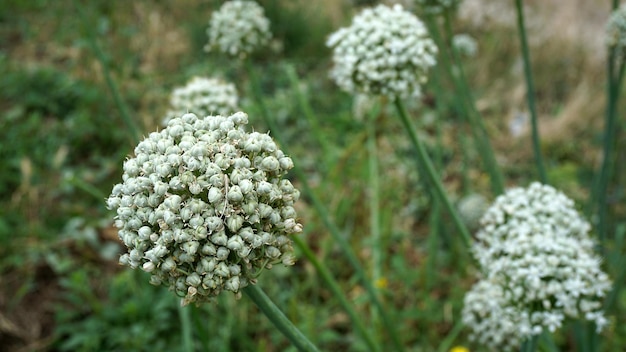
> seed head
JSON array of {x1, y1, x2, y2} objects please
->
[
  {"x1": 107, "y1": 112, "x2": 301, "y2": 305},
  {"x1": 205, "y1": 0, "x2": 272, "y2": 58},
  {"x1": 164, "y1": 77, "x2": 239, "y2": 125},
  {"x1": 326, "y1": 4, "x2": 437, "y2": 98}
]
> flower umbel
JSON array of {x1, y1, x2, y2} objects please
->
[
  {"x1": 452, "y1": 34, "x2": 478, "y2": 58},
  {"x1": 326, "y1": 4, "x2": 437, "y2": 98},
  {"x1": 205, "y1": 0, "x2": 271, "y2": 58},
  {"x1": 107, "y1": 112, "x2": 302, "y2": 305},
  {"x1": 164, "y1": 76, "x2": 239, "y2": 125},
  {"x1": 462, "y1": 278, "x2": 531, "y2": 351},
  {"x1": 464, "y1": 182, "x2": 612, "y2": 350}
]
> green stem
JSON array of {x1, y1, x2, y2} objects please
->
[
  {"x1": 595, "y1": 58, "x2": 625, "y2": 245},
  {"x1": 366, "y1": 100, "x2": 383, "y2": 343},
  {"x1": 437, "y1": 15, "x2": 505, "y2": 195},
  {"x1": 75, "y1": 1, "x2": 141, "y2": 144},
  {"x1": 66, "y1": 174, "x2": 108, "y2": 202},
  {"x1": 293, "y1": 236, "x2": 380, "y2": 351},
  {"x1": 426, "y1": 71, "x2": 445, "y2": 289},
  {"x1": 514, "y1": 0, "x2": 548, "y2": 184},
  {"x1": 246, "y1": 62, "x2": 404, "y2": 351},
  {"x1": 190, "y1": 305, "x2": 210, "y2": 351},
  {"x1": 242, "y1": 285, "x2": 319, "y2": 352},
  {"x1": 394, "y1": 98, "x2": 472, "y2": 249},
  {"x1": 521, "y1": 334, "x2": 539, "y2": 352},
  {"x1": 178, "y1": 305, "x2": 194, "y2": 352},
  {"x1": 436, "y1": 318, "x2": 464, "y2": 352},
  {"x1": 604, "y1": 224, "x2": 625, "y2": 314}
]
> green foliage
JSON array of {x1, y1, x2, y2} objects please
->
[{"x1": 53, "y1": 270, "x2": 183, "y2": 352}]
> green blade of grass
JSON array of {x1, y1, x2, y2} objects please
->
[
  {"x1": 513, "y1": 0, "x2": 548, "y2": 184},
  {"x1": 393, "y1": 98, "x2": 472, "y2": 249},
  {"x1": 293, "y1": 235, "x2": 381, "y2": 352}
]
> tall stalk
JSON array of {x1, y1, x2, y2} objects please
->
[
  {"x1": 513, "y1": 0, "x2": 548, "y2": 183},
  {"x1": 393, "y1": 98, "x2": 472, "y2": 249},
  {"x1": 292, "y1": 236, "x2": 380, "y2": 351},
  {"x1": 243, "y1": 285, "x2": 319, "y2": 352},
  {"x1": 366, "y1": 99, "x2": 384, "y2": 343},
  {"x1": 245, "y1": 62, "x2": 404, "y2": 351},
  {"x1": 594, "y1": 40, "x2": 626, "y2": 245}
]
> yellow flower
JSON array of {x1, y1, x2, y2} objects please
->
[
  {"x1": 374, "y1": 277, "x2": 388, "y2": 289},
  {"x1": 449, "y1": 347, "x2": 469, "y2": 352}
]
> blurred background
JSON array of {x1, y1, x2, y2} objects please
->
[{"x1": 0, "y1": 0, "x2": 624, "y2": 351}]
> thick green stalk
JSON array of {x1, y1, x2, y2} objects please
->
[
  {"x1": 521, "y1": 334, "x2": 539, "y2": 352},
  {"x1": 246, "y1": 62, "x2": 404, "y2": 351},
  {"x1": 178, "y1": 305, "x2": 194, "y2": 352},
  {"x1": 538, "y1": 331, "x2": 560, "y2": 352},
  {"x1": 595, "y1": 58, "x2": 625, "y2": 244},
  {"x1": 513, "y1": 0, "x2": 548, "y2": 183},
  {"x1": 426, "y1": 70, "x2": 445, "y2": 289},
  {"x1": 242, "y1": 285, "x2": 319, "y2": 352},
  {"x1": 366, "y1": 101, "x2": 383, "y2": 343},
  {"x1": 604, "y1": 226, "x2": 626, "y2": 312},
  {"x1": 393, "y1": 99, "x2": 472, "y2": 249},
  {"x1": 436, "y1": 15, "x2": 505, "y2": 195},
  {"x1": 190, "y1": 306, "x2": 210, "y2": 351},
  {"x1": 292, "y1": 236, "x2": 380, "y2": 351}
]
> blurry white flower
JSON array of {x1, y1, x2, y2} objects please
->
[
  {"x1": 464, "y1": 182, "x2": 612, "y2": 349},
  {"x1": 326, "y1": 4, "x2": 437, "y2": 98},
  {"x1": 164, "y1": 77, "x2": 239, "y2": 125},
  {"x1": 107, "y1": 112, "x2": 301, "y2": 305},
  {"x1": 205, "y1": 0, "x2": 271, "y2": 58},
  {"x1": 606, "y1": 4, "x2": 626, "y2": 56},
  {"x1": 456, "y1": 193, "x2": 488, "y2": 231},
  {"x1": 462, "y1": 278, "x2": 530, "y2": 351},
  {"x1": 452, "y1": 33, "x2": 478, "y2": 57}
]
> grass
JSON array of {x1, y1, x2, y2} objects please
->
[{"x1": 0, "y1": 1, "x2": 624, "y2": 351}]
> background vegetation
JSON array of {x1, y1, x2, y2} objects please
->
[{"x1": 0, "y1": 0, "x2": 624, "y2": 351}]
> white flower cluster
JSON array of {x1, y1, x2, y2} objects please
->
[
  {"x1": 452, "y1": 33, "x2": 478, "y2": 58},
  {"x1": 462, "y1": 279, "x2": 530, "y2": 350},
  {"x1": 415, "y1": 0, "x2": 461, "y2": 15},
  {"x1": 463, "y1": 182, "x2": 612, "y2": 351},
  {"x1": 107, "y1": 112, "x2": 302, "y2": 305},
  {"x1": 205, "y1": 0, "x2": 271, "y2": 58},
  {"x1": 326, "y1": 4, "x2": 438, "y2": 98},
  {"x1": 606, "y1": 4, "x2": 626, "y2": 56},
  {"x1": 164, "y1": 77, "x2": 239, "y2": 125}
]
